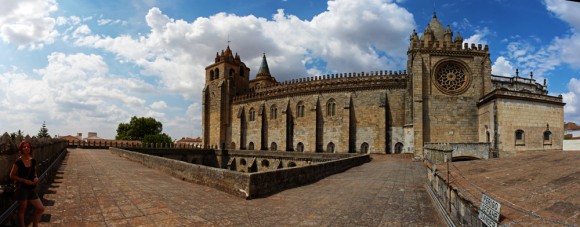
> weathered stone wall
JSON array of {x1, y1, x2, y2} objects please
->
[
  {"x1": 230, "y1": 87, "x2": 408, "y2": 154},
  {"x1": 496, "y1": 98, "x2": 564, "y2": 157}
]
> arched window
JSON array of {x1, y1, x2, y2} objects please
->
[
  {"x1": 270, "y1": 142, "x2": 277, "y2": 151},
  {"x1": 327, "y1": 142, "x2": 335, "y2": 153},
  {"x1": 248, "y1": 142, "x2": 255, "y2": 150},
  {"x1": 361, "y1": 142, "x2": 369, "y2": 153},
  {"x1": 249, "y1": 108, "x2": 256, "y2": 121},
  {"x1": 543, "y1": 131, "x2": 552, "y2": 144},
  {"x1": 270, "y1": 105, "x2": 277, "y2": 120},
  {"x1": 297, "y1": 102, "x2": 305, "y2": 118},
  {"x1": 296, "y1": 142, "x2": 304, "y2": 152},
  {"x1": 515, "y1": 129, "x2": 525, "y2": 145},
  {"x1": 210, "y1": 70, "x2": 215, "y2": 80},
  {"x1": 239, "y1": 66, "x2": 245, "y2": 77},
  {"x1": 215, "y1": 68, "x2": 220, "y2": 79},
  {"x1": 230, "y1": 142, "x2": 236, "y2": 150},
  {"x1": 394, "y1": 142, "x2": 403, "y2": 154},
  {"x1": 229, "y1": 69, "x2": 235, "y2": 77},
  {"x1": 326, "y1": 99, "x2": 336, "y2": 116}
]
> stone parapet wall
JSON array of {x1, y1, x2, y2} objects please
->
[
  {"x1": 248, "y1": 154, "x2": 370, "y2": 198},
  {"x1": 424, "y1": 142, "x2": 491, "y2": 164},
  {"x1": 110, "y1": 147, "x2": 252, "y2": 198},
  {"x1": 109, "y1": 147, "x2": 370, "y2": 199},
  {"x1": 425, "y1": 162, "x2": 484, "y2": 226}
]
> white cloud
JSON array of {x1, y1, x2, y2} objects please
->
[
  {"x1": 543, "y1": 0, "x2": 580, "y2": 123},
  {"x1": 73, "y1": 0, "x2": 415, "y2": 103},
  {"x1": 0, "y1": 0, "x2": 59, "y2": 50},
  {"x1": 0, "y1": 52, "x2": 161, "y2": 139},
  {"x1": 491, "y1": 56, "x2": 514, "y2": 76},
  {"x1": 150, "y1": 101, "x2": 167, "y2": 110},
  {"x1": 463, "y1": 27, "x2": 491, "y2": 45},
  {"x1": 2, "y1": 0, "x2": 417, "y2": 139},
  {"x1": 562, "y1": 78, "x2": 580, "y2": 121}
]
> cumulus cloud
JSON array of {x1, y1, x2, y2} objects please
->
[
  {"x1": 0, "y1": 0, "x2": 59, "y2": 49},
  {"x1": 2, "y1": 0, "x2": 417, "y2": 139},
  {"x1": 542, "y1": 0, "x2": 580, "y2": 122},
  {"x1": 491, "y1": 56, "x2": 514, "y2": 76},
  {"x1": 150, "y1": 101, "x2": 167, "y2": 110},
  {"x1": 73, "y1": 0, "x2": 415, "y2": 102},
  {"x1": 0, "y1": 52, "x2": 161, "y2": 138}
]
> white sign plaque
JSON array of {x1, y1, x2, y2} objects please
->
[{"x1": 478, "y1": 193, "x2": 501, "y2": 227}]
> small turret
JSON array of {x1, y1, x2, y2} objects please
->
[
  {"x1": 454, "y1": 32, "x2": 463, "y2": 45},
  {"x1": 444, "y1": 25, "x2": 453, "y2": 43}
]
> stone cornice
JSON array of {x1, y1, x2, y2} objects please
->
[{"x1": 477, "y1": 89, "x2": 565, "y2": 107}]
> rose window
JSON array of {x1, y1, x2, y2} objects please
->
[{"x1": 434, "y1": 62, "x2": 469, "y2": 94}]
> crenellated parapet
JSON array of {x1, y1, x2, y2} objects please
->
[
  {"x1": 408, "y1": 40, "x2": 489, "y2": 55},
  {"x1": 233, "y1": 70, "x2": 407, "y2": 103}
]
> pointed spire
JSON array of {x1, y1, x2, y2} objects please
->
[{"x1": 256, "y1": 53, "x2": 272, "y2": 79}]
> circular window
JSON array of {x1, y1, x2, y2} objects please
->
[{"x1": 434, "y1": 61, "x2": 470, "y2": 95}]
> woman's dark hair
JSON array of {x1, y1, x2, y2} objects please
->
[{"x1": 18, "y1": 141, "x2": 33, "y2": 155}]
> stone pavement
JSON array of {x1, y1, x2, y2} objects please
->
[{"x1": 38, "y1": 149, "x2": 443, "y2": 226}]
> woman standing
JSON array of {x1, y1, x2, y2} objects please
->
[{"x1": 9, "y1": 141, "x2": 45, "y2": 227}]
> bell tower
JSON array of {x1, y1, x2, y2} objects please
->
[
  {"x1": 407, "y1": 14, "x2": 492, "y2": 158},
  {"x1": 202, "y1": 46, "x2": 250, "y2": 148}
]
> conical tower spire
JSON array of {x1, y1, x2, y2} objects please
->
[{"x1": 256, "y1": 53, "x2": 272, "y2": 79}]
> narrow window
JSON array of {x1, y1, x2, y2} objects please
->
[
  {"x1": 215, "y1": 68, "x2": 220, "y2": 79},
  {"x1": 543, "y1": 131, "x2": 552, "y2": 144},
  {"x1": 248, "y1": 142, "x2": 254, "y2": 150},
  {"x1": 270, "y1": 142, "x2": 277, "y2": 151},
  {"x1": 210, "y1": 70, "x2": 215, "y2": 80},
  {"x1": 297, "y1": 102, "x2": 305, "y2": 118},
  {"x1": 229, "y1": 69, "x2": 235, "y2": 77},
  {"x1": 327, "y1": 99, "x2": 336, "y2": 117},
  {"x1": 239, "y1": 66, "x2": 245, "y2": 77},
  {"x1": 270, "y1": 105, "x2": 277, "y2": 119},
  {"x1": 515, "y1": 129, "x2": 525, "y2": 145},
  {"x1": 249, "y1": 108, "x2": 256, "y2": 121}
]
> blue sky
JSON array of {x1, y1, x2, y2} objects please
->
[{"x1": 0, "y1": 0, "x2": 579, "y2": 140}]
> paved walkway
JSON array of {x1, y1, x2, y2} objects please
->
[{"x1": 38, "y1": 149, "x2": 442, "y2": 226}]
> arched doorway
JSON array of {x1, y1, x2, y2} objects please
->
[
  {"x1": 296, "y1": 142, "x2": 304, "y2": 152},
  {"x1": 270, "y1": 142, "x2": 277, "y2": 151},
  {"x1": 361, "y1": 142, "x2": 369, "y2": 153},
  {"x1": 248, "y1": 142, "x2": 255, "y2": 150},
  {"x1": 394, "y1": 142, "x2": 403, "y2": 154},
  {"x1": 327, "y1": 142, "x2": 335, "y2": 153}
]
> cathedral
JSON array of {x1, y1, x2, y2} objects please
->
[{"x1": 202, "y1": 14, "x2": 564, "y2": 158}]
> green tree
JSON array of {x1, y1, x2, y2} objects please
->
[
  {"x1": 115, "y1": 116, "x2": 166, "y2": 141},
  {"x1": 143, "y1": 133, "x2": 173, "y2": 144},
  {"x1": 37, "y1": 121, "x2": 50, "y2": 138}
]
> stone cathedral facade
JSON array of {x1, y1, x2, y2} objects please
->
[{"x1": 202, "y1": 15, "x2": 564, "y2": 158}]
